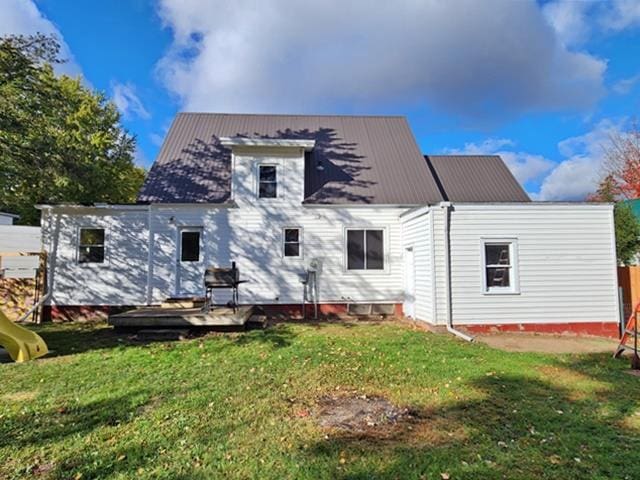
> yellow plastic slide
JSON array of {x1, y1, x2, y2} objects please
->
[{"x1": 0, "y1": 309, "x2": 48, "y2": 362}]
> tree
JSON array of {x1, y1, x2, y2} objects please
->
[
  {"x1": 589, "y1": 176, "x2": 640, "y2": 265},
  {"x1": 0, "y1": 34, "x2": 145, "y2": 225},
  {"x1": 614, "y1": 202, "x2": 640, "y2": 265},
  {"x1": 604, "y1": 122, "x2": 640, "y2": 199}
]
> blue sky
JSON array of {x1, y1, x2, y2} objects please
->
[{"x1": 2, "y1": 0, "x2": 640, "y2": 200}]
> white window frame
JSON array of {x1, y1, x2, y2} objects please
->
[
  {"x1": 257, "y1": 163, "x2": 279, "y2": 199},
  {"x1": 344, "y1": 227, "x2": 388, "y2": 273},
  {"x1": 282, "y1": 227, "x2": 303, "y2": 258},
  {"x1": 480, "y1": 237, "x2": 520, "y2": 295},
  {"x1": 77, "y1": 226, "x2": 107, "y2": 265}
]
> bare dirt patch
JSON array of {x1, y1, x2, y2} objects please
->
[
  {"x1": 477, "y1": 333, "x2": 617, "y2": 354},
  {"x1": 309, "y1": 394, "x2": 467, "y2": 445},
  {"x1": 314, "y1": 395, "x2": 414, "y2": 435}
]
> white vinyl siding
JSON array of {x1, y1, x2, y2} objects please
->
[
  {"x1": 146, "y1": 205, "x2": 405, "y2": 305},
  {"x1": 401, "y1": 208, "x2": 433, "y2": 322},
  {"x1": 42, "y1": 207, "x2": 150, "y2": 306},
  {"x1": 44, "y1": 204, "x2": 405, "y2": 307},
  {"x1": 433, "y1": 204, "x2": 618, "y2": 326},
  {"x1": 0, "y1": 225, "x2": 40, "y2": 278}
]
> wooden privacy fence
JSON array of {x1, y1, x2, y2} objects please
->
[
  {"x1": 618, "y1": 266, "x2": 640, "y2": 319},
  {"x1": 0, "y1": 251, "x2": 47, "y2": 323}
]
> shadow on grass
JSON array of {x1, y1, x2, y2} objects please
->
[
  {"x1": 302, "y1": 359, "x2": 640, "y2": 479},
  {"x1": 31, "y1": 321, "x2": 303, "y2": 358},
  {"x1": 31, "y1": 316, "x2": 390, "y2": 359},
  {"x1": 0, "y1": 391, "x2": 151, "y2": 450}
]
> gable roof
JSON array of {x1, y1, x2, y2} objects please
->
[
  {"x1": 138, "y1": 113, "x2": 444, "y2": 205},
  {"x1": 425, "y1": 155, "x2": 531, "y2": 202}
]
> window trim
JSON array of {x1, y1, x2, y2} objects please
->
[
  {"x1": 282, "y1": 227, "x2": 303, "y2": 258},
  {"x1": 344, "y1": 227, "x2": 388, "y2": 273},
  {"x1": 480, "y1": 237, "x2": 520, "y2": 295},
  {"x1": 77, "y1": 226, "x2": 107, "y2": 265},
  {"x1": 257, "y1": 164, "x2": 278, "y2": 199},
  {"x1": 178, "y1": 227, "x2": 203, "y2": 263}
]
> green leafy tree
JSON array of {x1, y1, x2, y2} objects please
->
[
  {"x1": 0, "y1": 34, "x2": 145, "y2": 225},
  {"x1": 589, "y1": 175, "x2": 640, "y2": 265},
  {"x1": 614, "y1": 202, "x2": 640, "y2": 265}
]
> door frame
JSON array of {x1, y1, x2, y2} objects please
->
[
  {"x1": 175, "y1": 226, "x2": 204, "y2": 297},
  {"x1": 403, "y1": 246, "x2": 416, "y2": 318}
]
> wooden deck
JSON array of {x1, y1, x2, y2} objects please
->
[{"x1": 108, "y1": 305, "x2": 254, "y2": 328}]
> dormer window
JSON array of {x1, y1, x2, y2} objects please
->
[{"x1": 258, "y1": 165, "x2": 277, "y2": 198}]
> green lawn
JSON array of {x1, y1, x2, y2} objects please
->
[{"x1": 1, "y1": 320, "x2": 639, "y2": 479}]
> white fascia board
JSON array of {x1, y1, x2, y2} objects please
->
[
  {"x1": 219, "y1": 137, "x2": 316, "y2": 151},
  {"x1": 302, "y1": 203, "x2": 420, "y2": 209},
  {"x1": 35, "y1": 204, "x2": 149, "y2": 212},
  {"x1": 449, "y1": 202, "x2": 613, "y2": 211},
  {"x1": 149, "y1": 202, "x2": 238, "y2": 210},
  {"x1": 399, "y1": 205, "x2": 431, "y2": 222}
]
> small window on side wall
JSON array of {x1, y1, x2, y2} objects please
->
[
  {"x1": 283, "y1": 228, "x2": 301, "y2": 257},
  {"x1": 78, "y1": 228, "x2": 105, "y2": 264},
  {"x1": 258, "y1": 165, "x2": 277, "y2": 198},
  {"x1": 482, "y1": 239, "x2": 519, "y2": 294}
]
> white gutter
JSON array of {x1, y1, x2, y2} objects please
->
[{"x1": 441, "y1": 202, "x2": 474, "y2": 342}]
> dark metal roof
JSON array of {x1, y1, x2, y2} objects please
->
[
  {"x1": 138, "y1": 113, "x2": 444, "y2": 205},
  {"x1": 424, "y1": 155, "x2": 530, "y2": 202}
]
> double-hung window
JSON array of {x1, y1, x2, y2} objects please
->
[
  {"x1": 346, "y1": 229, "x2": 384, "y2": 270},
  {"x1": 283, "y1": 228, "x2": 301, "y2": 257},
  {"x1": 258, "y1": 165, "x2": 277, "y2": 198},
  {"x1": 482, "y1": 239, "x2": 519, "y2": 294},
  {"x1": 78, "y1": 228, "x2": 105, "y2": 264}
]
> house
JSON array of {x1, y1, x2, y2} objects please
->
[
  {"x1": 38, "y1": 114, "x2": 619, "y2": 336},
  {"x1": 0, "y1": 212, "x2": 41, "y2": 279},
  {"x1": 0, "y1": 211, "x2": 19, "y2": 225}
]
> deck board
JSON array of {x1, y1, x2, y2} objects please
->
[{"x1": 109, "y1": 305, "x2": 254, "y2": 328}]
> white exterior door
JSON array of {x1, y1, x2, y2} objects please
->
[
  {"x1": 176, "y1": 227, "x2": 204, "y2": 298},
  {"x1": 403, "y1": 247, "x2": 416, "y2": 318}
]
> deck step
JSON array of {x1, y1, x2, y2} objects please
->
[
  {"x1": 161, "y1": 297, "x2": 205, "y2": 309},
  {"x1": 109, "y1": 305, "x2": 254, "y2": 328}
]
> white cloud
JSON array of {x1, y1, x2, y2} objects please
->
[
  {"x1": 543, "y1": 0, "x2": 640, "y2": 46},
  {"x1": 0, "y1": 0, "x2": 82, "y2": 78},
  {"x1": 445, "y1": 119, "x2": 626, "y2": 201},
  {"x1": 111, "y1": 82, "x2": 150, "y2": 120},
  {"x1": 535, "y1": 119, "x2": 623, "y2": 200},
  {"x1": 542, "y1": 0, "x2": 592, "y2": 46},
  {"x1": 445, "y1": 138, "x2": 555, "y2": 186},
  {"x1": 598, "y1": 0, "x2": 640, "y2": 32},
  {"x1": 613, "y1": 74, "x2": 640, "y2": 95},
  {"x1": 155, "y1": 0, "x2": 606, "y2": 120}
]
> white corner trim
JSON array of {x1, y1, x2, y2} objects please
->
[{"x1": 220, "y1": 137, "x2": 316, "y2": 151}]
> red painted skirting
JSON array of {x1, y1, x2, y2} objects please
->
[
  {"x1": 44, "y1": 303, "x2": 401, "y2": 322},
  {"x1": 462, "y1": 322, "x2": 620, "y2": 338},
  {"x1": 44, "y1": 305, "x2": 131, "y2": 322},
  {"x1": 44, "y1": 305, "x2": 620, "y2": 338}
]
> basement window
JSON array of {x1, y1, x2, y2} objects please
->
[
  {"x1": 78, "y1": 228, "x2": 105, "y2": 264},
  {"x1": 481, "y1": 239, "x2": 519, "y2": 294},
  {"x1": 283, "y1": 228, "x2": 301, "y2": 257},
  {"x1": 346, "y1": 229, "x2": 384, "y2": 270},
  {"x1": 258, "y1": 165, "x2": 277, "y2": 198}
]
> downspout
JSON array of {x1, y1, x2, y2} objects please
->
[{"x1": 441, "y1": 202, "x2": 474, "y2": 342}]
